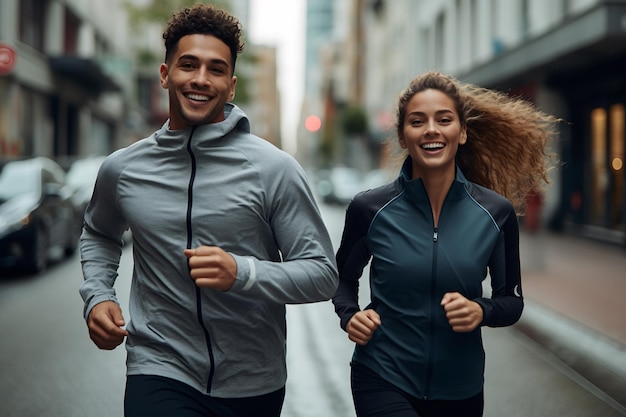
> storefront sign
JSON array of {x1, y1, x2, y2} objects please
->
[{"x1": 0, "y1": 43, "x2": 17, "y2": 75}]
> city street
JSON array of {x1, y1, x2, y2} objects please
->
[{"x1": 0, "y1": 202, "x2": 624, "y2": 417}]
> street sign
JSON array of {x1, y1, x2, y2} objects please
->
[{"x1": 0, "y1": 43, "x2": 17, "y2": 75}]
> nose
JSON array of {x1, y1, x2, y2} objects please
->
[
  {"x1": 191, "y1": 67, "x2": 211, "y2": 87},
  {"x1": 425, "y1": 120, "x2": 439, "y2": 136}
]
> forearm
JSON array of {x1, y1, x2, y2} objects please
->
[
  {"x1": 230, "y1": 253, "x2": 338, "y2": 304},
  {"x1": 79, "y1": 227, "x2": 123, "y2": 320},
  {"x1": 475, "y1": 295, "x2": 524, "y2": 327},
  {"x1": 332, "y1": 279, "x2": 361, "y2": 330}
]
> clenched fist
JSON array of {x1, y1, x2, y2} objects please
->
[
  {"x1": 441, "y1": 292, "x2": 483, "y2": 332},
  {"x1": 184, "y1": 246, "x2": 237, "y2": 291},
  {"x1": 346, "y1": 309, "x2": 381, "y2": 346},
  {"x1": 87, "y1": 300, "x2": 128, "y2": 350}
]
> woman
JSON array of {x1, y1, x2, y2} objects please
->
[{"x1": 332, "y1": 71, "x2": 559, "y2": 417}]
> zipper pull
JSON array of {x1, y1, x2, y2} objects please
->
[{"x1": 433, "y1": 227, "x2": 438, "y2": 242}]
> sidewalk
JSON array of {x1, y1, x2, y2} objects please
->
[{"x1": 515, "y1": 230, "x2": 626, "y2": 410}]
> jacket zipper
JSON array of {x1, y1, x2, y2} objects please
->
[
  {"x1": 186, "y1": 127, "x2": 216, "y2": 394},
  {"x1": 424, "y1": 226, "x2": 438, "y2": 400}
]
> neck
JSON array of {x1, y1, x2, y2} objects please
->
[{"x1": 418, "y1": 168, "x2": 455, "y2": 227}]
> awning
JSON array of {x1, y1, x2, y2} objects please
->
[
  {"x1": 458, "y1": 2, "x2": 626, "y2": 91},
  {"x1": 49, "y1": 56, "x2": 121, "y2": 94}
]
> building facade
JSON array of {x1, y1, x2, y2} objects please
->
[
  {"x1": 0, "y1": 0, "x2": 281, "y2": 164},
  {"x1": 0, "y1": 0, "x2": 135, "y2": 161}
]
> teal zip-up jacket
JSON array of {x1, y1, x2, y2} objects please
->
[
  {"x1": 80, "y1": 103, "x2": 338, "y2": 398},
  {"x1": 332, "y1": 157, "x2": 523, "y2": 400}
]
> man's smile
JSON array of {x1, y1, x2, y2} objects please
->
[{"x1": 185, "y1": 93, "x2": 210, "y2": 102}]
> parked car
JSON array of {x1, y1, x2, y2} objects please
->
[
  {"x1": 67, "y1": 155, "x2": 133, "y2": 246},
  {"x1": 362, "y1": 168, "x2": 394, "y2": 190},
  {"x1": 321, "y1": 167, "x2": 364, "y2": 205},
  {"x1": 66, "y1": 155, "x2": 106, "y2": 216},
  {"x1": 0, "y1": 157, "x2": 82, "y2": 273}
]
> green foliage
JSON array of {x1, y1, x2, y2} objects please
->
[
  {"x1": 342, "y1": 105, "x2": 369, "y2": 136},
  {"x1": 318, "y1": 138, "x2": 334, "y2": 168},
  {"x1": 123, "y1": 0, "x2": 230, "y2": 27},
  {"x1": 232, "y1": 71, "x2": 250, "y2": 104},
  {"x1": 136, "y1": 48, "x2": 160, "y2": 67}
]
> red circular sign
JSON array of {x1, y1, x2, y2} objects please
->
[{"x1": 0, "y1": 43, "x2": 17, "y2": 75}]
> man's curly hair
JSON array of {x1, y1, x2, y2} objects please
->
[{"x1": 163, "y1": 3, "x2": 244, "y2": 72}]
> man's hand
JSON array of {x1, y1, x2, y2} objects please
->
[
  {"x1": 441, "y1": 292, "x2": 483, "y2": 332},
  {"x1": 346, "y1": 309, "x2": 381, "y2": 346},
  {"x1": 87, "y1": 301, "x2": 128, "y2": 350},
  {"x1": 184, "y1": 246, "x2": 237, "y2": 291}
]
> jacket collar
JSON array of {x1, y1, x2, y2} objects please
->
[
  {"x1": 399, "y1": 157, "x2": 469, "y2": 201},
  {"x1": 153, "y1": 103, "x2": 251, "y2": 149}
]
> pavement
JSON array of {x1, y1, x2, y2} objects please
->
[{"x1": 515, "y1": 230, "x2": 626, "y2": 412}]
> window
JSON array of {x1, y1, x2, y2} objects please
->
[
  {"x1": 590, "y1": 104, "x2": 625, "y2": 230},
  {"x1": 19, "y1": 88, "x2": 36, "y2": 155},
  {"x1": 434, "y1": 12, "x2": 444, "y2": 69},
  {"x1": 590, "y1": 108, "x2": 607, "y2": 226},
  {"x1": 521, "y1": 0, "x2": 530, "y2": 39},
  {"x1": 19, "y1": 0, "x2": 49, "y2": 52},
  {"x1": 64, "y1": 7, "x2": 80, "y2": 54},
  {"x1": 609, "y1": 104, "x2": 624, "y2": 230}
]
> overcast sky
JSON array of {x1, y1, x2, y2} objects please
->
[{"x1": 249, "y1": 0, "x2": 306, "y2": 155}]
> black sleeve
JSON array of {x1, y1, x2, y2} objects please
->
[
  {"x1": 476, "y1": 204, "x2": 524, "y2": 327},
  {"x1": 332, "y1": 197, "x2": 373, "y2": 331}
]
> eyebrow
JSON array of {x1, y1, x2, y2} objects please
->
[
  {"x1": 408, "y1": 109, "x2": 455, "y2": 117},
  {"x1": 176, "y1": 54, "x2": 229, "y2": 67}
]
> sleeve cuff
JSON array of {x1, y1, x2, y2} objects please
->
[{"x1": 230, "y1": 254, "x2": 256, "y2": 291}]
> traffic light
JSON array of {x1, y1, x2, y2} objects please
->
[{"x1": 304, "y1": 115, "x2": 322, "y2": 132}]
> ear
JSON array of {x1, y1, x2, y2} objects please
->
[
  {"x1": 229, "y1": 76, "x2": 238, "y2": 101},
  {"x1": 159, "y1": 63, "x2": 169, "y2": 89},
  {"x1": 459, "y1": 125, "x2": 468, "y2": 145},
  {"x1": 398, "y1": 134, "x2": 408, "y2": 149}
]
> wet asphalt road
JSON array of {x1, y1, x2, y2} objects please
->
[{"x1": 0, "y1": 202, "x2": 624, "y2": 417}]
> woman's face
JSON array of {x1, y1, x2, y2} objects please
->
[{"x1": 399, "y1": 88, "x2": 467, "y2": 179}]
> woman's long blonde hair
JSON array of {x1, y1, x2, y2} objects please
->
[{"x1": 389, "y1": 71, "x2": 561, "y2": 213}]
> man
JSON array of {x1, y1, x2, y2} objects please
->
[{"x1": 79, "y1": 4, "x2": 338, "y2": 416}]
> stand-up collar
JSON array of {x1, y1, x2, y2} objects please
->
[
  {"x1": 399, "y1": 157, "x2": 470, "y2": 202},
  {"x1": 153, "y1": 103, "x2": 251, "y2": 149}
]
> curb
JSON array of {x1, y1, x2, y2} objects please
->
[{"x1": 515, "y1": 300, "x2": 626, "y2": 414}]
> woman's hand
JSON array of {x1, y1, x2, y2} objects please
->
[
  {"x1": 346, "y1": 309, "x2": 381, "y2": 345},
  {"x1": 441, "y1": 292, "x2": 483, "y2": 332}
]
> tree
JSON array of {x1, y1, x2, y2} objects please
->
[{"x1": 342, "y1": 105, "x2": 369, "y2": 136}]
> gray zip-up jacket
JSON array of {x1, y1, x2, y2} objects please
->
[{"x1": 79, "y1": 104, "x2": 338, "y2": 397}]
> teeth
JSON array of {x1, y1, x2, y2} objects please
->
[
  {"x1": 421, "y1": 143, "x2": 444, "y2": 149},
  {"x1": 187, "y1": 93, "x2": 209, "y2": 101}
]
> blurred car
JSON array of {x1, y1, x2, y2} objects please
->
[
  {"x1": 66, "y1": 155, "x2": 106, "y2": 215},
  {"x1": 67, "y1": 155, "x2": 133, "y2": 246},
  {"x1": 362, "y1": 168, "x2": 394, "y2": 190},
  {"x1": 0, "y1": 157, "x2": 82, "y2": 273},
  {"x1": 320, "y1": 167, "x2": 364, "y2": 205}
]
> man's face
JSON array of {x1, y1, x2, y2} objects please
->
[{"x1": 159, "y1": 34, "x2": 237, "y2": 130}]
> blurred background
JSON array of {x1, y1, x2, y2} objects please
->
[
  {"x1": 1, "y1": 1, "x2": 625, "y2": 416},
  {"x1": 0, "y1": 0, "x2": 624, "y2": 246}
]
